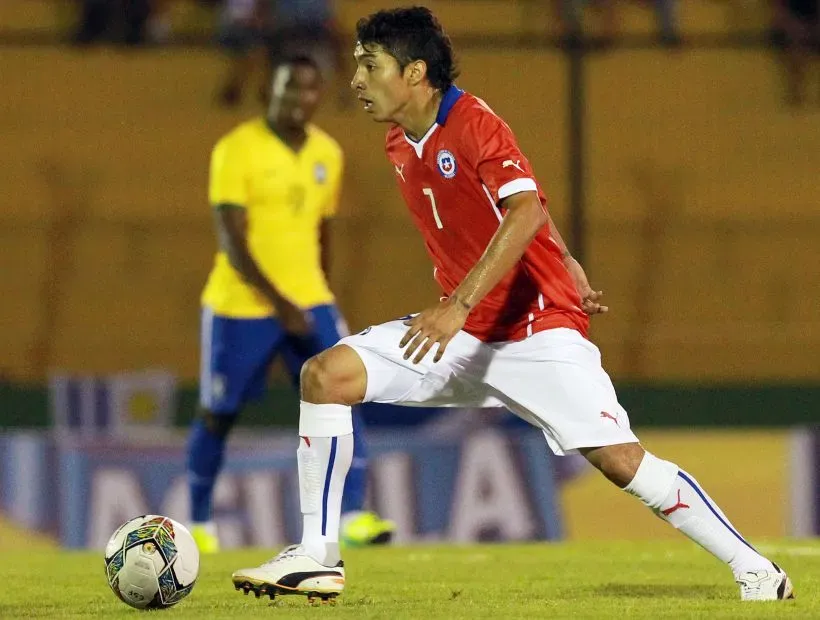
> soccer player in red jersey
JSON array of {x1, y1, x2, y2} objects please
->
[{"x1": 232, "y1": 7, "x2": 793, "y2": 602}]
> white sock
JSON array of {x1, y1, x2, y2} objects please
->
[
  {"x1": 297, "y1": 401, "x2": 353, "y2": 567},
  {"x1": 624, "y1": 451, "x2": 773, "y2": 576}
]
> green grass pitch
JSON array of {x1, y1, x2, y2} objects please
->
[{"x1": 2, "y1": 540, "x2": 817, "y2": 619}]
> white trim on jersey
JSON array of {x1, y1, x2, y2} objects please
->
[
  {"x1": 538, "y1": 293, "x2": 545, "y2": 311},
  {"x1": 498, "y1": 178, "x2": 537, "y2": 200},
  {"x1": 404, "y1": 124, "x2": 439, "y2": 158},
  {"x1": 527, "y1": 312, "x2": 535, "y2": 337},
  {"x1": 481, "y1": 183, "x2": 504, "y2": 222}
]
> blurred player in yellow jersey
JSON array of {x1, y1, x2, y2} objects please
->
[{"x1": 187, "y1": 55, "x2": 394, "y2": 553}]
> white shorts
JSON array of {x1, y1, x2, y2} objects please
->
[{"x1": 338, "y1": 320, "x2": 639, "y2": 456}]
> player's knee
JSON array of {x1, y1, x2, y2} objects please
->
[
  {"x1": 300, "y1": 355, "x2": 327, "y2": 401},
  {"x1": 300, "y1": 345, "x2": 366, "y2": 405},
  {"x1": 199, "y1": 410, "x2": 237, "y2": 439}
]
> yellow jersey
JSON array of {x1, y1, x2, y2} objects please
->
[{"x1": 201, "y1": 118, "x2": 343, "y2": 318}]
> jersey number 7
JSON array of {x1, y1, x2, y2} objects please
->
[{"x1": 422, "y1": 188, "x2": 443, "y2": 230}]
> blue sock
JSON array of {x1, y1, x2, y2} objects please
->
[
  {"x1": 341, "y1": 408, "x2": 368, "y2": 514},
  {"x1": 186, "y1": 417, "x2": 228, "y2": 523}
]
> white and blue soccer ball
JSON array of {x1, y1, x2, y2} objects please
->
[{"x1": 104, "y1": 515, "x2": 200, "y2": 610}]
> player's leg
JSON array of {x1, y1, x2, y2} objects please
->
[
  {"x1": 488, "y1": 327, "x2": 792, "y2": 601},
  {"x1": 187, "y1": 308, "x2": 282, "y2": 552},
  {"x1": 294, "y1": 305, "x2": 395, "y2": 546},
  {"x1": 303, "y1": 317, "x2": 396, "y2": 550},
  {"x1": 231, "y1": 317, "x2": 482, "y2": 600},
  {"x1": 231, "y1": 343, "x2": 364, "y2": 600},
  {"x1": 582, "y1": 441, "x2": 793, "y2": 600},
  {"x1": 339, "y1": 407, "x2": 369, "y2": 523},
  {"x1": 337, "y1": 407, "x2": 400, "y2": 547}
]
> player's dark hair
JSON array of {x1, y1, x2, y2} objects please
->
[{"x1": 356, "y1": 6, "x2": 459, "y2": 92}]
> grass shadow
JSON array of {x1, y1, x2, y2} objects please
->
[{"x1": 592, "y1": 583, "x2": 725, "y2": 600}]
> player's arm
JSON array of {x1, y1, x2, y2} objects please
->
[
  {"x1": 541, "y1": 209, "x2": 608, "y2": 316},
  {"x1": 451, "y1": 191, "x2": 546, "y2": 310},
  {"x1": 212, "y1": 205, "x2": 293, "y2": 311},
  {"x1": 213, "y1": 204, "x2": 309, "y2": 333},
  {"x1": 454, "y1": 193, "x2": 610, "y2": 316},
  {"x1": 400, "y1": 191, "x2": 606, "y2": 364},
  {"x1": 319, "y1": 148, "x2": 343, "y2": 283},
  {"x1": 320, "y1": 217, "x2": 333, "y2": 278},
  {"x1": 454, "y1": 110, "x2": 605, "y2": 315},
  {"x1": 400, "y1": 191, "x2": 544, "y2": 364},
  {"x1": 209, "y1": 135, "x2": 307, "y2": 332}
]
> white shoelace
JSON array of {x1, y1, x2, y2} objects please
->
[{"x1": 261, "y1": 544, "x2": 305, "y2": 567}]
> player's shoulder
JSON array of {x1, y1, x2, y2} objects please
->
[
  {"x1": 451, "y1": 92, "x2": 506, "y2": 131},
  {"x1": 214, "y1": 117, "x2": 265, "y2": 151},
  {"x1": 306, "y1": 124, "x2": 343, "y2": 159}
]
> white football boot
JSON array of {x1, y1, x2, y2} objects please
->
[
  {"x1": 737, "y1": 563, "x2": 794, "y2": 601},
  {"x1": 232, "y1": 544, "x2": 345, "y2": 603}
]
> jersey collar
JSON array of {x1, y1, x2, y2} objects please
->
[
  {"x1": 403, "y1": 85, "x2": 465, "y2": 158},
  {"x1": 435, "y1": 85, "x2": 464, "y2": 126}
]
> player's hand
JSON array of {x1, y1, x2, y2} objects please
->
[
  {"x1": 564, "y1": 256, "x2": 609, "y2": 316},
  {"x1": 277, "y1": 301, "x2": 312, "y2": 336},
  {"x1": 399, "y1": 297, "x2": 469, "y2": 364}
]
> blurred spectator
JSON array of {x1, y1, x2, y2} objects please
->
[
  {"x1": 269, "y1": 0, "x2": 344, "y2": 74},
  {"x1": 215, "y1": 0, "x2": 348, "y2": 108},
  {"x1": 772, "y1": 0, "x2": 819, "y2": 106},
  {"x1": 215, "y1": 0, "x2": 274, "y2": 106},
  {"x1": 552, "y1": 0, "x2": 681, "y2": 47},
  {"x1": 147, "y1": 0, "x2": 174, "y2": 44},
  {"x1": 269, "y1": 0, "x2": 349, "y2": 108},
  {"x1": 73, "y1": 0, "x2": 171, "y2": 46}
]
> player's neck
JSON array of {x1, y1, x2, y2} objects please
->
[
  {"x1": 398, "y1": 88, "x2": 443, "y2": 141},
  {"x1": 265, "y1": 117, "x2": 308, "y2": 152}
]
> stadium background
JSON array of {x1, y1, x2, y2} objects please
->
[{"x1": 0, "y1": 0, "x2": 818, "y2": 549}]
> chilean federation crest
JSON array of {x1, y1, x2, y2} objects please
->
[{"x1": 436, "y1": 149, "x2": 457, "y2": 179}]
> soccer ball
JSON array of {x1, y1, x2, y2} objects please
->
[{"x1": 104, "y1": 515, "x2": 199, "y2": 609}]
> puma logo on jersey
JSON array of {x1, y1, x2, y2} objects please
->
[
  {"x1": 502, "y1": 159, "x2": 524, "y2": 172},
  {"x1": 394, "y1": 164, "x2": 406, "y2": 182}
]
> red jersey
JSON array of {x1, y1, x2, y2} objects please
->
[{"x1": 385, "y1": 86, "x2": 589, "y2": 342}]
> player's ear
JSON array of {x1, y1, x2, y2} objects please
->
[{"x1": 406, "y1": 60, "x2": 428, "y2": 87}]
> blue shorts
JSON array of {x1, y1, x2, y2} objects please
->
[{"x1": 199, "y1": 304, "x2": 348, "y2": 414}]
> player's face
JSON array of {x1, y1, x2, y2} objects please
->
[
  {"x1": 351, "y1": 42, "x2": 412, "y2": 122},
  {"x1": 268, "y1": 63, "x2": 322, "y2": 129}
]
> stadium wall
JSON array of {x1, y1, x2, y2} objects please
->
[
  {"x1": 1, "y1": 382, "x2": 819, "y2": 429},
  {"x1": 1, "y1": 47, "x2": 818, "y2": 384}
]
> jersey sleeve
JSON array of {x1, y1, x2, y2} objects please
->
[
  {"x1": 322, "y1": 148, "x2": 344, "y2": 218},
  {"x1": 208, "y1": 135, "x2": 248, "y2": 208},
  {"x1": 460, "y1": 109, "x2": 541, "y2": 206}
]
